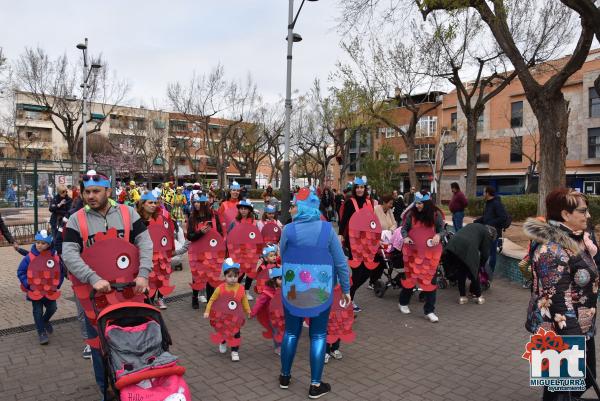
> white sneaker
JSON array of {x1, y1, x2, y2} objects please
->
[
  {"x1": 246, "y1": 291, "x2": 254, "y2": 301},
  {"x1": 157, "y1": 298, "x2": 167, "y2": 310},
  {"x1": 231, "y1": 351, "x2": 240, "y2": 362},
  {"x1": 474, "y1": 296, "x2": 485, "y2": 305},
  {"x1": 82, "y1": 344, "x2": 92, "y2": 359},
  {"x1": 303, "y1": 320, "x2": 310, "y2": 328},
  {"x1": 398, "y1": 304, "x2": 411, "y2": 314},
  {"x1": 458, "y1": 297, "x2": 469, "y2": 305},
  {"x1": 274, "y1": 347, "x2": 281, "y2": 356},
  {"x1": 324, "y1": 353, "x2": 330, "y2": 364},
  {"x1": 219, "y1": 343, "x2": 227, "y2": 353},
  {"x1": 199, "y1": 295, "x2": 208, "y2": 303},
  {"x1": 331, "y1": 350, "x2": 343, "y2": 360},
  {"x1": 425, "y1": 313, "x2": 439, "y2": 323}
]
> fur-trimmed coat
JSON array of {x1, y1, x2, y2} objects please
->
[{"x1": 524, "y1": 218, "x2": 599, "y2": 338}]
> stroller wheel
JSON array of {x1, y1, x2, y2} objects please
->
[{"x1": 374, "y1": 280, "x2": 386, "y2": 298}]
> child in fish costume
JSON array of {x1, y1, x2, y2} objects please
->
[{"x1": 251, "y1": 267, "x2": 285, "y2": 355}]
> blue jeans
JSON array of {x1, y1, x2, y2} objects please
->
[
  {"x1": 280, "y1": 307, "x2": 330, "y2": 385},
  {"x1": 489, "y1": 238, "x2": 499, "y2": 273},
  {"x1": 84, "y1": 316, "x2": 106, "y2": 396},
  {"x1": 31, "y1": 298, "x2": 57, "y2": 335},
  {"x1": 452, "y1": 211, "x2": 464, "y2": 232}
]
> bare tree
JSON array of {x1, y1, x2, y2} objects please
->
[
  {"x1": 426, "y1": 128, "x2": 466, "y2": 204},
  {"x1": 13, "y1": 47, "x2": 129, "y2": 169},
  {"x1": 337, "y1": 35, "x2": 441, "y2": 189}
]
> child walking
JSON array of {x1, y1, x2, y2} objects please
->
[
  {"x1": 204, "y1": 258, "x2": 251, "y2": 361},
  {"x1": 17, "y1": 230, "x2": 63, "y2": 345},
  {"x1": 254, "y1": 244, "x2": 280, "y2": 295},
  {"x1": 251, "y1": 267, "x2": 283, "y2": 355}
]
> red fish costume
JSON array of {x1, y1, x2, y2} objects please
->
[
  {"x1": 254, "y1": 261, "x2": 279, "y2": 294},
  {"x1": 219, "y1": 200, "x2": 239, "y2": 236},
  {"x1": 21, "y1": 250, "x2": 61, "y2": 301},
  {"x1": 261, "y1": 221, "x2": 282, "y2": 244},
  {"x1": 188, "y1": 217, "x2": 226, "y2": 290},
  {"x1": 226, "y1": 221, "x2": 263, "y2": 279},
  {"x1": 401, "y1": 220, "x2": 442, "y2": 292},
  {"x1": 347, "y1": 198, "x2": 382, "y2": 269},
  {"x1": 70, "y1": 205, "x2": 145, "y2": 325},
  {"x1": 254, "y1": 287, "x2": 285, "y2": 343},
  {"x1": 327, "y1": 285, "x2": 355, "y2": 344},
  {"x1": 208, "y1": 283, "x2": 246, "y2": 347},
  {"x1": 147, "y1": 215, "x2": 175, "y2": 297}
]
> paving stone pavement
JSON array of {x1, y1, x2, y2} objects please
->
[{"x1": 0, "y1": 274, "x2": 567, "y2": 401}]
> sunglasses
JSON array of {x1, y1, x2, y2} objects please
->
[{"x1": 82, "y1": 174, "x2": 109, "y2": 182}]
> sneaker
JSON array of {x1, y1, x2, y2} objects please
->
[
  {"x1": 425, "y1": 313, "x2": 439, "y2": 323},
  {"x1": 82, "y1": 344, "x2": 92, "y2": 359},
  {"x1": 309, "y1": 382, "x2": 331, "y2": 399},
  {"x1": 246, "y1": 291, "x2": 254, "y2": 301},
  {"x1": 398, "y1": 304, "x2": 411, "y2": 314},
  {"x1": 352, "y1": 302, "x2": 362, "y2": 313},
  {"x1": 231, "y1": 351, "x2": 240, "y2": 362},
  {"x1": 324, "y1": 353, "x2": 330, "y2": 364},
  {"x1": 199, "y1": 295, "x2": 208, "y2": 303},
  {"x1": 157, "y1": 298, "x2": 167, "y2": 310},
  {"x1": 44, "y1": 322, "x2": 53, "y2": 335},
  {"x1": 367, "y1": 283, "x2": 374, "y2": 290},
  {"x1": 458, "y1": 296, "x2": 469, "y2": 305},
  {"x1": 279, "y1": 374, "x2": 291, "y2": 389},
  {"x1": 303, "y1": 320, "x2": 310, "y2": 328},
  {"x1": 274, "y1": 347, "x2": 281, "y2": 356},
  {"x1": 331, "y1": 350, "x2": 343, "y2": 360},
  {"x1": 39, "y1": 332, "x2": 49, "y2": 345},
  {"x1": 474, "y1": 296, "x2": 485, "y2": 305},
  {"x1": 219, "y1": 343, "x2": 227, "y2": 354},
  {"x1": 192, "y1": 297, "x2": 199, "y2": 310}
]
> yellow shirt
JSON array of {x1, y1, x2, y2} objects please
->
[{"x1": 205, "y1": 283, "x2": 251, "y2": 315}]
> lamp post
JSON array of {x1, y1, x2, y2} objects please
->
[
  {"x1": 280, "y1": 0, "x2": 318, "y2": 224},
  {"x1": 76, "y1": 38, "x2": 101, "y2": 170}
]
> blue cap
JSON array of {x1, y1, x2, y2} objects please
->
[
  {"x1": 269, "y1": 267, "x2": 282, "y2": 279},
  {"x1": 193, "y1": 194, "x2": 208, "y2": 203},
  {"x1": 262, "y1": 244, "x2": 278, "y2": 256},
  {"x1": 34, "y1": 230, "x2": 53, "y2": 245},
  {"x1": 230, "y1": 181, "x2": 241, "y2": 190},
  {"x1": 237, "y1": 199, "x2": 254, "y2": 209},
  {"x1": 264, "y1": 205, "x2": 276, "y2": 214},
  {"x1": 353, "y1": 176, "x2": 367, "y2": 186},
  {"x1": 414, "y1": 192, "x2": 431, "y2": 203},
  {"x1": 140, "y1": 192, "x2": 157, "y2": 202},
  {"x1": 222, "y1": 257, "x2": 240, "y2": 274},
  {"x1": 82, "y1": 170, "x2": 111, "y2": 188}
]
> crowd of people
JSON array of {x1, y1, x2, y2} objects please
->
[{"x1": 7, "y1": 171, "x2": 600, "y2": 400}]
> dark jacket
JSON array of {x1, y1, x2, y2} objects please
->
[
  {"x1": 444, "y1": 223, "x2": 491, "y2": 278},
  {"x1": 0, "y1": 212, "x2": 14, "y2": 243},
  {"x1": 187, "y1": 213, "x2": 222, "y2": 241},
  {"x1": 393, "y1": 197, "x2": 406, "y2": 226},
  {"x1": 473, "y1": 196, "x2": 508, "y2": 233},
  {"x1": 448, "y1": 191, "x2": 468, "y2": 213},
  {"x1": 524, "y1": 218, "x2": 599, "y2": 338},
  {"x1": 49, "y1": 194, "x2": 72, "y2": 230},
  {"x1": 338, "y1": 195, "x2": 369, "y2": 239}
]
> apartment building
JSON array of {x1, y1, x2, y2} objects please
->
[{"x1": 341, "y1": 49, "x2": 600, "y2": 199}]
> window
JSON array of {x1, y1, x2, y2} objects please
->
[
  {"x1": 476, "y1": 113, "x2": 484, "y2": 132},
  {"x1": 384, "y1": 128, "x2": 395, "y2": 138},
  {"x1": 450, "y1": 112, "x2": 457, "y2": 131},
  {"x1": 398, "y1": 153, "x2": 408, "y2": 162},
  {"x1": 510, "y1": 136, "x2": 523, "y2": 163},
  {"x1": 588, "y1": 128, "x2": 600, "y2": 158},
  {"x1": 414, "y1": 144, "x2": 435, "y2": 161},
  {"x1": 511, "y1": 101, "x2": 523, "y2": 128},
  {"x1": 591, "y1": 88, "x2": 600, "y2": 118},
  {"x1": 349, "y1": 153, "x2": 358, "y2": 172},
  {"x1": 416, "y1": 116, "x2": 437, "y2": 137},
  {"x1": 443, "y1": 142, "x2": 457, "y2": 165}
]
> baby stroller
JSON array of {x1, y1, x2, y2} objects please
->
[
  {"x1": 373, "y1": 246, "x2": 405, "y2": 298},
  {"x1": 92, "y1": 283, "x2": 191, "y2": 401},
  {"x1": 435, "y1": 225, "x2": 455, "y2": 290}
]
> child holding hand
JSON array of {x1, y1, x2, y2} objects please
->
[{"x1": 251, "y1": 267, "x2": 283, "y2": 355}]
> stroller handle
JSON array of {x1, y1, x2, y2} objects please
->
[{"x1": 89, "y1": 281, "x2": 137, "y2": 302}]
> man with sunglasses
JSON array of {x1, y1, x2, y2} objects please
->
[{"x1": 62, "y1": 170, "x2": 153, "y2": 397}]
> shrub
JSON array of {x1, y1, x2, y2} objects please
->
[
  {"x1": 587, "y1": 196, "x2": 600, "y2": 227},
  {"x1": 246, "y1": 188, "x2": 282, "y2": 200},
  {"x1": 466, "y1": 194, "x2": 538, "y2": 222}
]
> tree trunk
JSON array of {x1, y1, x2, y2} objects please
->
[
  {"x1": 404, "y1": 135, "x2": 418, "y2": 190},
  {"x1": 250, "y1": 165, "x2": 257, "y2": 189},
  {"x1": 531, "y1": 94, "x2": 569, "y2": 215},
  {"x1": 465, "y1": 115, "x2": 478, "y2": 199}
]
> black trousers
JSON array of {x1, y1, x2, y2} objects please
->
[
  {"x1": 445, "y1": 252, "x2": 481, "y2": 297},
  {"x1": 350, "y1": 264, "x2": 371, "y2": 299},
  {"x1": 238, "y1": 275, "x2": 253, "y2": 291},
  {"x1": 542, "y1": 336, "x2": 597, "y2": 400},
  {"x1": 192, "y1": 283, "x2": 215, "y2": 301},
  {"x1": 221, "y1": 332, "x2": 241, "y2": 352},
  {"x1": 326, "y1": 339, "x2": 341, "y2": 353}
]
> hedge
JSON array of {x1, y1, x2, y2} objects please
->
[
  {"x1": 246, "y1": 189, "x2": 282, "y2": 199},
  {"x1": 466, "y1": 194, "x2": 600, "y2": 226}
]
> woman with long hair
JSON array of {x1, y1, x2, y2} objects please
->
[
  {"x1": 398, "y1": 191, "x2": 445, "y2": 323},
  {"x1": 218, "y1": 181, "x2": 242, "y2": 234},
  {"x1": 227, "y1": 199, "x2": 259, "y2": 300}
]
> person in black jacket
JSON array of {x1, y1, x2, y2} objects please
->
[
  {"x1": 187, "y1": 195, "x2": 223, "y2": 309},
  {"x1": 48, "y1": 185, "x2": 72, "y2": 239},
  {"x1": 392, "y1": 190, "x2": 406, "y2": 226},
  {"x1": 473, "y1": 186, "x2": 508, "y2": 273}
]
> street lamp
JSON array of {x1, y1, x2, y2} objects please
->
[
  {"x1": 76, "y1": 38, "x2": 102, "y2": 170},
  {"x1": 281, "y1": 0, "x2": 318, "y2": 224}
]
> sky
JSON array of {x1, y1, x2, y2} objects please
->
[{"x1": 0, "y1": 0, "x2": 346, "y2": 109}]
